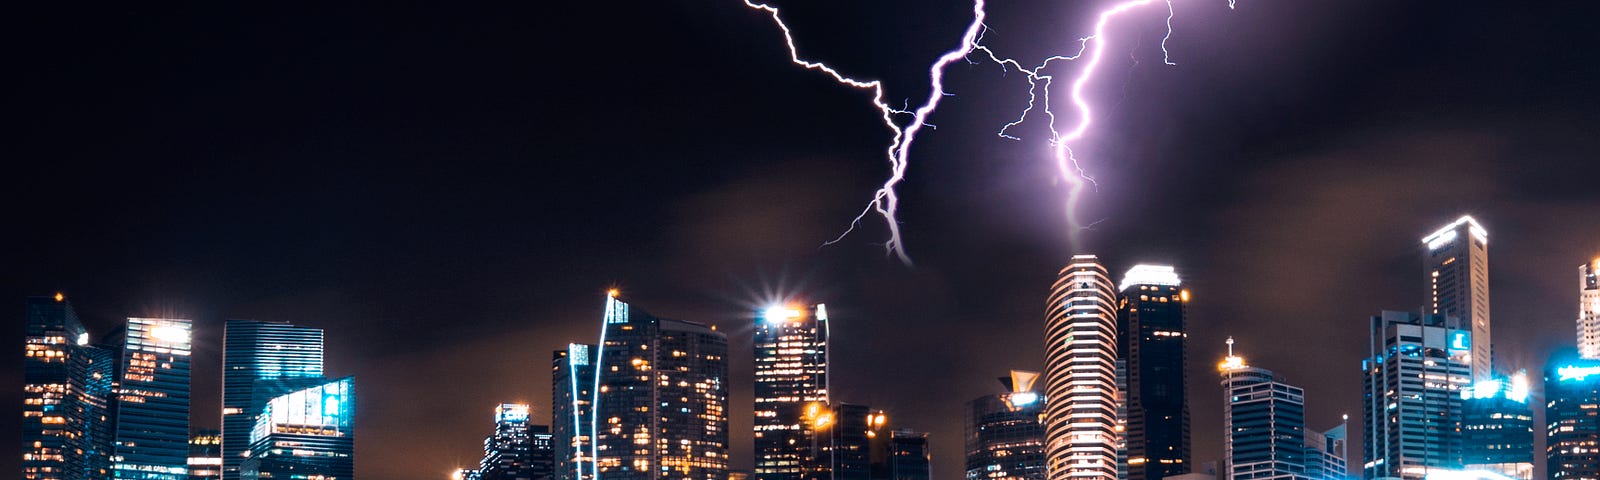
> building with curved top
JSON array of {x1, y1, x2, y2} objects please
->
[{"x1": 1044, "y1": 256, "x2": 1119, "y2": 480}]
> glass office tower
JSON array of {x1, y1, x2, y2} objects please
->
[
  {"x1": 754, "y1": 303, "x2": 830, "y2": 480},
  {"x1": 590, "y1": 294, "x2": 730, "y2": 480},
  {"x1": 965, "y1": 371, "x2": 1047, "y2": 480},
  {"x1": 113, "y1": 317, "x2": 193, "y2": 480},
  {"x1": 1460, "y1": 373, "x2": 1534, "y2": 479},
  {"x1": 22, "y1": 295, "x2": 115, "y2": 480},
  {"x1": 888, "y1": 429, "x2": 931, "y2": 480},
  {"x1": 1218, "y1": 338, "x2": 1306, "y2": 480},
  {"x1": 1044, "y1": 256, "x2": 1119, "y2": 480},
  {"x1": 220, "y1": 319, "x2": 325, "y2": 480},
  {"x1": 239, "y1": 376, "x2": 354, "y2": 480},
  {"x1": 479, "y1": 403, "x2": 536, "y2": 480},
  {"x1": 1115, "y1": 265, "x2": 1191, "y2": 480},
  {"x1": 553, "y1": 343, "x2": 597, "y2": 480},
  {"x1": 1421, "y1": 215, "x2": 1492, "y2": 381},
  {"x1": 1361, "y1": 311, "x2": 1470, "y2": 479},
  {"x1": 1547, "y1": 355, "x2": 1600, "y2": 480}
]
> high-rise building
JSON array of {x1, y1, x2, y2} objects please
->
[
  {"x1": 1361, "y1": 311, "x2": 1471, "y2": 479},
  {"x1": 480, "y1": 404, "x2": 534, "y2": 480},
  {"x1": 553, "y1": 343, "x2": 597, "y2": 480},
  {"x1": 1421, "y1": 215, "x2": 1492, "y2": 381},
  {"x1": 531, "y1": 425, "x2": 555, "y2": 480},
  {"x1": 965, "y1": 370, "x2": 1047, "y2": 480},
  {"x1": 239, "y1": 376, "x2": 354, "y2": 480},
  {"x1": 1304, "y1": 421, "x2": 1349, "y2": 480},
  {"x1": 1043, "y1": 255, "x2": 1119, "y2": 480},
  {"x1": 1218, "y1": 337, "x2": 1306, "y2": 480},
  {"x1": 823, "y1": 403, "x2": 876, "y2": 480},
  {"x1": 1115, "y1": 265, "x2": 1191, "y2": 480},
  {"x1": 1580, "y1": 259, "x2": 1600, "y2": 359},
  {"x1": 1546, "y1": 354, "x2": 1600, "y2": 480},
  {"x1": 113, "y1": 317, "x2": 194, "y2": 480},
  {"x1": 220, "y1": 319, "x2": 325, "y2": 480},
  {"x1": 589, "y1": 293, "x2": 730, "y2": 480},
  {"x1": 22, "y1": 294, "x2": 115, "y2": 480},
  {"x1": 888, "y1": 429, "x2": 931, "y2": 480},
  {"x1": 753, "y1": 303, "x2": 830, "y2": 480},
  {"x1": 1460, "y1": 373, "x2": 1534, "y2": 479},
  {"x1": 188, "y1": 430, "x2": 222, "y2": 480}
]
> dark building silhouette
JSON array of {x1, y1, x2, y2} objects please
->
[
  {"x1": 1460, "y1": 373, "x2": 1534, "y2": 479},
  {"x1": 1115, "y1": 265, "x2": 1191, "y2": 480},
  {"x1": 887, "y1": 429, "x2": 931, "y2": 480}
]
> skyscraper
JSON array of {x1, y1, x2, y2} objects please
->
[
  {"x1": 1361, "y1": 311, "x2": 1470, "y2": 479},
  {"x1": 530, "y1": 425, "x2": 556, "y2": 480},
  {"x1": 1044, "y1": 255, "x2": 1119, "y2": 480},
  {"x1": 1460, "y1": 373, "x2": 1534, "y2": 479},
  {"x1": 239, "y1": 376, "x2": 354, "y2": 480},
  {"x1": 965, "y1": 370, "x2": 1047, "y2": 480},
  {"x1": 553, "y1": 343, "x2": 597, "y2": 480},
  {"x1": 1546, "y1": 354, "x2": 1600, "y2": 480},
  {"x1": 1304, "y1": 421, "x2": 1348, "y2": 480},
  {"x1": 478, "y1": 403, "x2": 538, "y2": 480},
  {"x1": 221, "y1": 319, "x2": 325, "y2": 480},
  {"x1": 825, "y1": 403, "x2": 876, "y2": 480},
  {"x1": 188, "y1": 430, "x2": 223, "y2": 480},
  {"x1": 1115, "y1": 265, "x2": 1191, "y2": 480},
  {"x1": 113, "y1": 317, "x2": 193, "y2": 480},
  {"x1": 588, "y1": 293, "x2": 730, "y2": 480},
  {"x1": 22, "y1": 294, "x2": 115, "y2": 480},
  {"x1": 1218, "y1": 338, "x2": 1306, "y2": 480},
  {"x1": 888, "y1": 429, "x2": 931, "y2": 480},
  {"x1": 754, "y1": 303, "x2": 830, "y2": 480},
  {"x1": 1580, "y1": 259, "x2": 1600, "y2": 359},
  {"x1": 1422, "y1": 215, "x2": 1491, "y2": 381}
]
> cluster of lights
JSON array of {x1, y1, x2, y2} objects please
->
[
  {"x1": 1458, "y1": 373, "x2": 1529, "y2": 403},
  {"x1": 1559, "y1": 364, "x2": 1600, "y2": 382},
  {"x1": 1118, "y1": 265, "x2": 1181, "y2": 292},
  {"x1": 1421, "y1": 215, "x2": 1489, "y2": 250}
]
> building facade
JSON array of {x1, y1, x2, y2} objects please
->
[
  {"x1": 239, "y1": 376, "x2": 354, "y2": 480},
  {"x1": 22, "y1": 295, "x2": 115, "y2": 480},
  {"x1": 221, "y1": 319, "x2": 325, "y2": 480},
  {"x1": 1421, "y1": 215, "x2": 1491, "y2": 381},
  {"x1": 965, "y1": 371, "x2": 1047, "y2": 480},
  {"x1": 1361, "y1": 311, "x2": 1470, "y2": 479},
  {"x1": 1115, "y1": 265, "x2": 1191, "y2": 480},
  {"x1": 1581, "y1": 259, "x2": 1600, "y2": 360},
  {"x1": 188, "y1": 430, "x2": 222, "y2": 480},
  {"x1": 1304, "y1": 423, "x2": 1348, "y2": 480},
  {"x1": 553, "y1": 343, "x2": 597, "y2": 480},
  {"x1": 888, "y1": 429, "x2": 931, "y2": 480},
  {"x1": 1218, "y1": 338, "x2": 1306, "y2": 480},
  {"x1": 1043, "y1": 255, "x2": 1120, "y2": 480},
  {"x1": 753, "y1": 303, "x2": 830, "y2": 480},
  {"x1": 589, "y1": 294, "x2": 730, "y2": 480},
  {"x1": 1460, "y1": 373, "x2": 1534, "y2": 479},
  {"x1": 1547, "y1": 356, "x2": 1600, "y2": 480},
  {"x1": 479, "y1": 403, "x2": 538, "y2": 480},
  {"x1": 113, "y1": 317, "x2": 194, "y2": 480}
]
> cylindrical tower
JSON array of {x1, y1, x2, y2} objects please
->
[{"x1": 1043, "y1": 255, "x2": 1119, "y2": 480}]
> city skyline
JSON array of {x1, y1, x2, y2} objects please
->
[{"x1": 8, "y1": 1, "x2": 1600, "y2": 480}]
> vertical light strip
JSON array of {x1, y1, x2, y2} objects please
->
[{"x1": 589, "y1": 295, "x2": 617, "y2": 480}]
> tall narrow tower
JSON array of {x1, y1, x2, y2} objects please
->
[
  {"x1": 1421, "y1": 215, "x2": 1491, "y2": 381},
  {"x1": 753, "y1": 303, "x2": 830, "y2": 480},
  {"x1": 1044, "y1": 255, "x2": 1119, "y2": 480},
  {"x1": 1115, "y1": 265, "x2": 1190, "y2": 480},
  {"x1": 1579, "y1": 259, "x2": 1600, "y2": 359}
]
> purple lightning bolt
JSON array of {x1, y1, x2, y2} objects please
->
[{"x1": 744, "y1": 0, "x2": 1231, "y2": 258}]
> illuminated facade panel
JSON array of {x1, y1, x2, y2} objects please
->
[
  {"x1": 1043, "y1": 256, "x2": 1119, "y2": 480},
  {"x1": 553, "y1": 343, "x2": 597, "y2": 480},
  {"x1": 113, "y1": 317, "x2": 193, "y2": 480},
  {"x1": 220, "y1": 319, "x2": 324, "y2": 480},
  {"x1": 1361, "y1": 311, "x2": 1470, "y2": 480},
  {"x1": 589, "y1": 296, "x2": 730, "y2": 480},
  {"x1": 1547, "y1": 355, "x2": 1600, "y2": 480},
  {"x1": 22, "y1": 295, "x2": 116, "y2": 480},
  {"x1": 1460, "y1": 374, "x2": 1533, "y2": 480},
  {"x1": 1421, "y1": 215, "x2": 1492, "y2": 381},
  {"x1": 753, "y1": 303, "x2": 830, "y2": 480},
  {"x1": 1580, "y1": 260, "x2": 1600, "y2": 359},
  {"x1": 964, "y1": 372, "x2": 1047, "y2": 480},
  {"x1": 239, "y1": 376, "x2": 354, "y2": 480},
  {"x1": 1116, "y1": 266, "x2": 1190, "y2": 480},
  {"x1": 1218, "y1": 342, "x2": 1306, "y2": 480}
]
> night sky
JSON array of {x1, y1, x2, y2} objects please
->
[{"x1": 7, "y1": 2, "x2": 1600, "y2": 479}]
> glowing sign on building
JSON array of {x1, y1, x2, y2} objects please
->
[
  {"x1": 1559, "y1": 364, "x2": 1600, "y2": 382},
  {"x1": 1449, "y1": 331, "x2": 1470, "y2": 352}
]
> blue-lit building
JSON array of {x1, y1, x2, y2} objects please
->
[
  {"x1": 1218, "y1": 338, "x2": 1307, "y2": 480},
  {"x1": 239, "y1": 376, "x2": 354, "y2": 480},
  {"x1": 1305, "y1": 422, "x2": 1349, "y2": 480},
  {"x1": 1460, "y1": 373, "x2": 1534, "y2": 479},
  {"x1": 553, "y1": 343, "x2": 597, "y2": 480},
  {"x1": 964, "y1": 371, "x2": 1046, "y2": 480},
  {"x1": 220, "y1": 319, "x2": 325, "y2": 480},
  {"x1": 1361, "y1": 311, "x2": 1470, "y2": 479},
  {"x1": 22, "y1": 295, "x2": 116, "y2": 480},
  {"x1": 113, "y1": 317, "x2": 193, "y2": 480},
  {"x1": 475, "y1": 403, "x2": 547, "y2": 480},
  {"x1": 1548, "y1": 355, "x2": 1600, "y2": 480},
  {"x1": 589, "y1": 294, "x2": 730, "y2": 480},
  {"x1": 1116, "y1": 265, "x2": 1192, "y2": 480}
]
